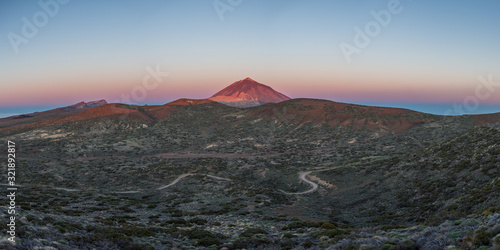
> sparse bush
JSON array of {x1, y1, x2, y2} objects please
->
[
  {"x1": 53, "y1": 220, "x2": 84, "y2": 233},
  {"x1": 380, "y1": 241, "x2": 397, "y2": 250},
  {"x1": 181, "y1": 228, "x2": 218, "y2": 239},
  {"x1": 326, "y1": 229, "x2": 348, "y2": 238},
  {"x1": 121, "y1": 225, "x2": 156, "y2": 237},
  {"x1": 26, "y1": 215, "x2": 42, "y2": 224},
  {"x1": 240, "y1": 228, "x2": 268, "y2": 237},
  {"x1": 281, "y1": 221, "x2": 307, "y2": 230},
  {"x1": 43, "y1": 216, "x2": 56, "y2": 224},
  {"x1": 302, "y1": 240, "x2": 316, "y2": 248},
  {"x1": 232, "y1": 237, "x2": 272, "y2": 248},
  {"x1": 161, "y1": 218, "x2": 191, "y2": 227},
  {"x1": 320, "y1": 222, "x2": 336, "y2": 229},
  {"x1": 396, "y1": 239, "x2": 418, "y2": 250},
  {"x1": 473, "y1": 229, "x2": 491, "y2": 247},
  {"x1": 492, "y1": 234, "x2": 500, "y2": 248},
  {"x1": 195, "y1": 237, "x2": 221, "y2": 247},
  {"x1": 188, "y1": 217, "x2": 207, "y2": 225}
]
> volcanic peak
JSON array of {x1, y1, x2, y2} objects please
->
[{"x1": 209, "y1": 77, "x2": 290, "y2": 107}]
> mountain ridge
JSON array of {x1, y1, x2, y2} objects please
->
[
  {"x1": 1, "y1": 79, "x2": 499, "y2": 134},
  {"x1": 1, "y1": 98, "x2": 500, "y2": 135}
]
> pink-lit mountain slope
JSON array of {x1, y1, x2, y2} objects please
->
[
  {"x1": 0, "y1": 100, "x2": 107, "y2": 128},
  {"x1": 209, "y1": 77, "x2": 290, "y2": 107}
]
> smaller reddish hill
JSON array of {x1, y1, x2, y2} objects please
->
[
  {"x1": 166, "y1": 98, "x2": 215, "y2": 106},
  {"x1": 0, "y1": 104, "x2": 154, "y2": 133},
  {"x1": 147, "y1": 106, "x2": 181, "y2": 121},
  {"x1": 56, "y1": 104, "x2": 150, "y2": 122},
  {"x1": 209, "y1": 77, "x2": 290, "y2": 107},
  {"x1": 0, "y1": 100, "x2": 107, "y2": 129}
]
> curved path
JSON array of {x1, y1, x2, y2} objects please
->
[
  {"x1": 20, "y1": 170, "x2": 322, "y2": 196},
  {"x1": 19, "y1": 173, "x2": 232, "y2": 193},
  {"x1": 157, "y1": 173, "x2": 194, "y2": 190},
  {"x1": 157, "y1": 173, "x2": 232, "y2": 190},
  {"x1": 279, "y1": 171, "x2": 319, "y2": 195},
  {"x1": 205, "y1": 174, "x2": 232, "y2": 182}
]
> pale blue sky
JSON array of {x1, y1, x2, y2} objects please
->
[{"x1": 1, "y1": 0, "x2": 499, "y2": 117}]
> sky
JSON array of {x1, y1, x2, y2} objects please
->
[{"x1": 1, "y1": 0, "x2": 499, "y2": 117}]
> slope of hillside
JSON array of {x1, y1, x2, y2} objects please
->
[
  {"x1": 0, "y1": 98, "x2": 499, "y2": 249},
  {"x1": 246, "y1": 98, "x2": 438, "y2": 133},
  {"x1": 0, "y1": 100, "x2": 107, "y2": 128},
  {"x1": 165, "y1": 98, "x2": 216, "y2": 106},
  {"x1": 2, "y1": 98, "x2": 499, "y2": 138},
  {"x1": 0, "y1": 103, "x2": 158, "y2": 134},
  {"x1": 303, "y1": 125, "x2": 500, "y2": 226}
]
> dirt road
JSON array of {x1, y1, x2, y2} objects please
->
[{"x1": 280, "y1": 171, "x2": 318, "y2": 195}]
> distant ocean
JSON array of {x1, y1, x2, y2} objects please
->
[
  {"x1": 350, "y1": 102, "x2": 500, "y2": 116},
  {"x1": 0, "y1": 106, "x2": 61, "y2": 119}
]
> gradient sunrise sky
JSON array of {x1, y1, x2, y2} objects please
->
[{"x1": 1, "y1": 0, "x2": 499, "y2": 117}]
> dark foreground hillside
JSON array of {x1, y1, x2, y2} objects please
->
[{"x1": 0, "y1": 100, "x2": 499, "y2": 249}]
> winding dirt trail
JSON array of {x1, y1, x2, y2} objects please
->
[
  {"x1": 279, "y1": 171, "x2": 319, "y2": 195},
  {"x1": 157, "y1": 173, "x2": 233, "y2": 190},
  {"x1": 18, "y1": 173, "x2": 232, "y2": 193},
  {"x1": 22, "y1": 169, "x2": 322, "y2": 195},
  {"x1": 157, "y1": 173, "x2": 195, "y2": 190},
  {"x1": 205, "y1": 174, "x2": 232, "y2": 182}
]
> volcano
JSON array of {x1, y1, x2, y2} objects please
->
[{"x1": 209, "y1": 77, "x2": 291, "y2": 107}]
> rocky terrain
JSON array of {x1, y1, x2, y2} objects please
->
[{"x1": 0, "y1": 92, "x2": 499, "y2": 249}]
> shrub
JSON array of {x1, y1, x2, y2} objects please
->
[
  {"x1": 86, "y1": 226, "x2": 133, "y2": 244},
  {"x1": 43, "y1": 216, "x2": 56, "y2": 223},
  {"x1": 181, "y1": 228, "x2": 216, "y2": 239},
  {"x1": 380, "y1": 241, "x2": 397, "y2": 250},
  {"x1": 320, "y1": 222, "x2": 337, "y2": 229},
  {"x1": 302, "y1": 240, "x2": 316, "y2": 248},
  {"x1": 397, "y1": 239, "x2": 418, "y2": 250},
  {"x1": 189, "y1": 217, "x2": 208, "y2": 225},
  {"x1": 476, "y1": 246, "x2": 489, "y2": 250},
  {"x1": 281, "y1": 221, "x2": 307, "y2": 230},
  {"x1": 492, "y1": 234, "x2": 500, "y2": 248},
  {"x1": 473, "y1": 230, "x2": 491, "y2": 247},
  {"x1": 162, "y1": 218, "x2": 191, "y2": 226},
  {"x1": 283, "y1": 232, "x2": 296, "y2": 238},
  {"x1": 123, "y1": 243, "x2": 155, "y2": 250},
  {"x1": 240, "y1": 228, "x2": 268, "y2": 237},
  {"x1": 26, "y1": 215, "x2": 42, "y2": 224},
  {"x1": 379, "y1": 224, "x2": 406, "y2": 231},
  {"x1": 53, "y1": 220, "x2": 84, "y2": 232},
  {"x1": 121, "y1": 225, "x2": 156, "y2": 237},
  {"x1": 232, "y1": 238, "x2": 272, "y2": 248},
  {"x1": 326, "y1": 229, "x2": 348, "y2": 238},
  {"x1": 195, "y1": 238, "x2": 221, "y2": 247}
]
